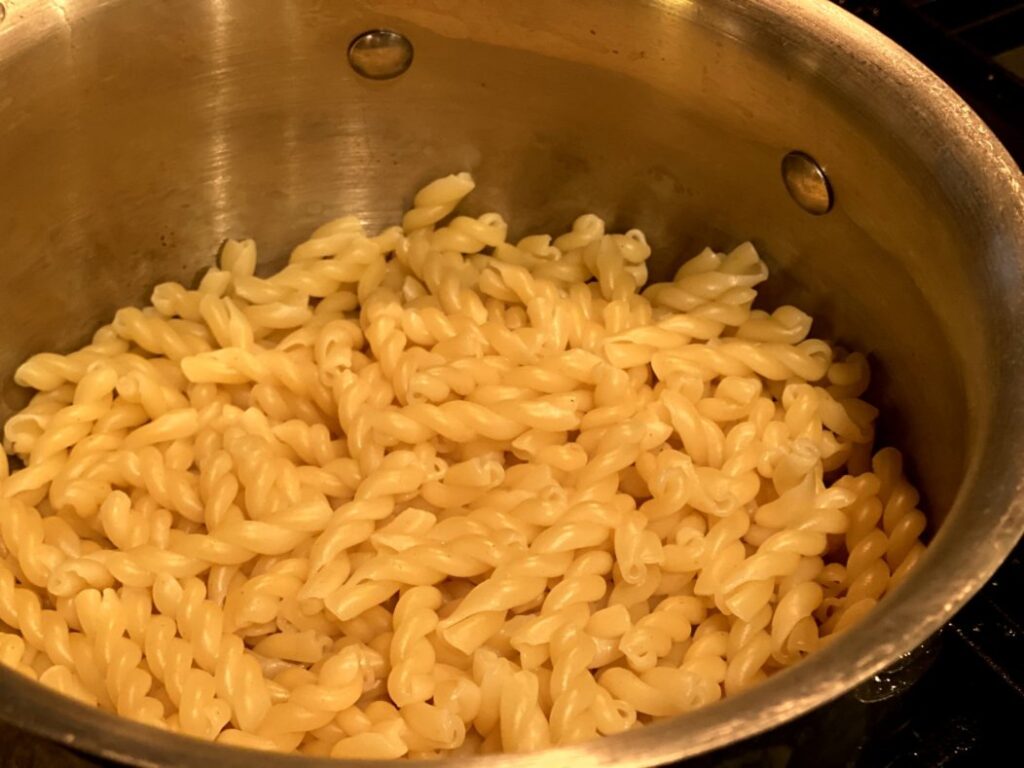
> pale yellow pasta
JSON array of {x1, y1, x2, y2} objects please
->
[{"x1": 0, "y1": 172, "x2": 929, "y2": 756}]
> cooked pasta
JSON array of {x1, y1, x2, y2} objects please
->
[{"x1": 0, "y1": 172, "x2": 928, "y2": 756}]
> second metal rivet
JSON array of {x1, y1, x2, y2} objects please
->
[
  {"x1": 348, "y1": 29, "x2": 414, "y2": 81},
  {"x1": 782, "y1": 150, "x2": 834, "y2": 215}
]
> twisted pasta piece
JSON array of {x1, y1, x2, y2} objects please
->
[
  {"x1": 770, "y1": 581, "x2": 823, "y2": 663},
  {"x1": 0, "y1": 631, "x2": 37, "y2": 680},
  {"x1": 150, "y1": 575, "x2": 271, "y2": 731},
  {"x1": 499, "y1": 669, "x2": 551, "y2": 752},
  {"x1": 654, "y1": 338, "x2": 832, "y2": 383},
  {"x1": 547, "y1": 623, "x2": 601, "y2": 744},
  {"x1": 112, "y1": 308, "x2": 212, "y2": 361},
  {"x1": 388, "y1": 586, "x2": 442, "y2": 706},
  {"x1": 1, "y1": 498, "x2": 68, "y2": 588},
  {"x1": 257, "y1": 644, "x2": 380, "y2": 744},
  {"x1": 0, "y1": 560, "x2": 78, "y2": 669},
  {"x1": 723, "y1": 607, "x2": 773, "y2": 695},
  {"x1": 73, "y1": 589, "x2": 167, "y2": 727},
  {"x1": 598, "y1": 664, "x2": 718, "y2": 717},
  {"x1": 431, "y1": 213, "x2": 508, "y2": 255},
  {"x1": 402, "y1": 173, "x2": 476, "y2": 231}
]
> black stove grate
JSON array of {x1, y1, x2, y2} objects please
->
[
  {"x1": 837, "y1": 0, "x2": 1024, "y2": 158},
  {"x1": 913, "y1": 0, "x2": 1024, "y2": 57},
  {"x1": 865, "y1": 0, "x2": 1024, "y2": 64}
]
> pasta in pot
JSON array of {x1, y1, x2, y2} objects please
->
[{"x1": 0, "y1": 172, "x2": 927, "y2": 756}]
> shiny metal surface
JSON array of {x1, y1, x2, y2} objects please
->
[
  {"x1": 348, "y1": 29, "x2": 414, "y2": 80},
  {"x1": 0, "y1": 0, "x2": 1022, "y2": 765},
  {"x1": 781, "y1": 151, "x2": 834, "y2": 215},
  {"x1": 851, "y1": 633, "x2": 941, "y2": 704}
]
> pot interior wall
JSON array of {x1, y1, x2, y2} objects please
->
[{"x1": 0, "y1": 0, "x2": 989, "y2": 529}]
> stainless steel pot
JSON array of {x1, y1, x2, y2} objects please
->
[{"x1": 0, "y1": 0, "x2": 1022, "y2": 765}]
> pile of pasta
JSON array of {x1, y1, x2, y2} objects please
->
[{"x1": 0, "y1": 173, "x2": 927, "y2": 758}]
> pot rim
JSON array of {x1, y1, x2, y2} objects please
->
[{"x1": 1, "y1": 0, "x2": 1023, "y2": 765}]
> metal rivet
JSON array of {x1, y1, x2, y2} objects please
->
[
  {"x1": 348, "y1": 29, "x2": 413, "y2": 81},
  {"x1": 782, "y1": 151, "x2": 834, "y2": 215}
]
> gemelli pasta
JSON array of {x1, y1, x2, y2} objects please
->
[{"x1": 0, "y1": 173, "x2": 928, "y2": 757}]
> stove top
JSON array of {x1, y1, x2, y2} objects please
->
[{"x1": 0, "y1": 2, "x2": 1022, "y2": 767}]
